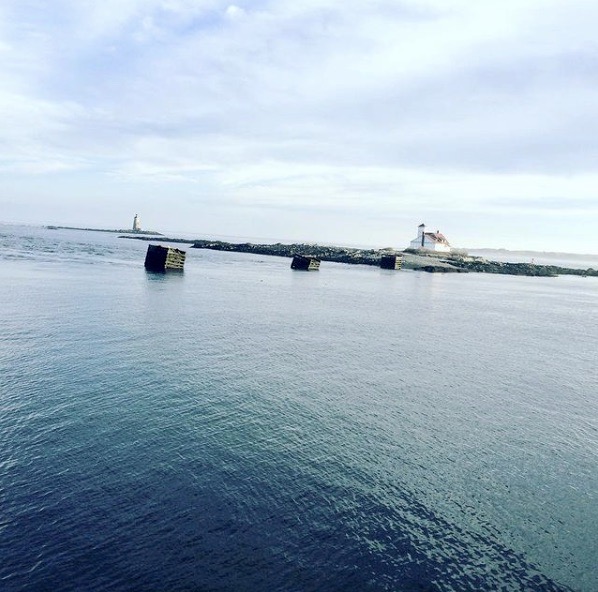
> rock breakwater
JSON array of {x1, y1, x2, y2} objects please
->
[{"x1": 120, "y1": 235, "x2": 598, "y2": 277}]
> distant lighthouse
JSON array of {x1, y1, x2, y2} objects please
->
[{"x1": 132, "y1": 214, "x2": 141, "y2": 232}]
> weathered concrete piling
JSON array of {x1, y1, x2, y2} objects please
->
[
  {"x1": 380, "y1": 254, "x2": 403, "y2": 270},
  {"x1": 291, "y1": 255, "x2": 320, "y2": 271},
  {"x1": 144, "y1": 244, "x2": 186, "y2": 272}
]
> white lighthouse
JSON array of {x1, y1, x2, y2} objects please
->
[
  {"x1": 132, "y1": 214, "x2": 141, "y2": 232},
  {"x1": 408, "y1": 223, "x2": 451, "y2": 252}
]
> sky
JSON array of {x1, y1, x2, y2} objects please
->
[{"x1": 1, "y1": 0, "x2": 598, "y2": 252}]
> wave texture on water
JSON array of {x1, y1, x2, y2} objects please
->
[{"x1": 0, "y1": 226, "x2": 596, "y2": 592}]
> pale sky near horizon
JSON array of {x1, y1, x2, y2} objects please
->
[{"x1": 1, "y1": 0, "x2": 597, "y2": 252}]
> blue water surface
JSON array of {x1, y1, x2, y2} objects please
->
[{"x1": 0, "y1": 225, "x2": 596, "y2": 591}]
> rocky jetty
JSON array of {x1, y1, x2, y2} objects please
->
[
  {"x1": 458, "y1": 259, "x2": 597, "y2": 277},
  {"x1": 189, "y1": 241, "x2": 598, "y2": 277},
  {"x1": 120, "y1": 235, "x2": 598, "y2": 278},
  {"x1": 402, "y1": 249, "x2": 598, "y2": 277},
  {"x1": 190, "y1": 239, "x2": 385, "y2": 265},
  {"x1": 48, "y1": 225, "x2": 163, "y2": 236}
]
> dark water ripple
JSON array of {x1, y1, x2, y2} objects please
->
[{"x1": 0, "y1": 226, "x2": 596, "y2": 591}]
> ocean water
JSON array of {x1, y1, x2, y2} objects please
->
[{"x1": 0, "y1": 225, "x2": 596, "y2": 592}]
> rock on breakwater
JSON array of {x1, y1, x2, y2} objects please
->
[{"x1": 191, "y1": 239, "x2": 385, "y2": 266}]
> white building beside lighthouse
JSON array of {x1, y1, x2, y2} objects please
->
[{"x1": 409, "y1": 223, "x2": 451, "y2": 252}]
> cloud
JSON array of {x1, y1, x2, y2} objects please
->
[
  {"x1": 225, "y1": 5, "x2": 246, "y2": 20},
  {"x1": 1, "y1": 0, "x2": 598, "y2": 250},
  {"x1": 488, "y1": 196, "x2": 598, "y2": 213}
]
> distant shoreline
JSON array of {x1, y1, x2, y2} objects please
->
[
  {"x1": 118, "y1": 235, "x2": 598, "y2": 277},
  {"x1": 47, "y1": 225, "x2": 163, "y2": 236}
]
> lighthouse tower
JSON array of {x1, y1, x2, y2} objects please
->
[
  {"x1": 417, "y1": 223, "x2": 425, "y2": 247},
  {"x1": 132, "y1": 214, "x2": 141, "y2": 232}
]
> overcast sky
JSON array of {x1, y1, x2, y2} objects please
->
[{"x1": 1, "y1": 0, "x2": 597, "y2": 251}]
